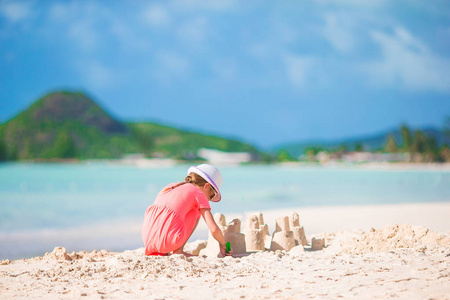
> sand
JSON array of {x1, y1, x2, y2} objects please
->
[{"x1": 1, "y1": 203, "x2": 450, "y2": 299}]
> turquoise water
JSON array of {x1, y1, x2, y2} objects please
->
[
  {"x1": 1, "y1": 162, "x2": 449, "y2": 232},
  {"x1": 0, "y1": 162, "x2": 449, "y2": 259}
]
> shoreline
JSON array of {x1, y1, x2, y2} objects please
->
[{"x1": 2, "y1": 160, "x2": 450, "y2": 170}]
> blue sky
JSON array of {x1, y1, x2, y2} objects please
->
[{"x1": 1, "y1": 0, "x2": 449, "y2": 148}]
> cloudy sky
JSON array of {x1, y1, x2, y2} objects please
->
[{"x1": 1, "y1": 0, "x2": 449, "y2": 148}]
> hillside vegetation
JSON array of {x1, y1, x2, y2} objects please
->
[
  {"x1": 1, "y1": 90, "x2": 447, "y2": 163},
  {"x1": 128, "y1": 123, "x2": 259, "y2": 159},
  {"x1": 0, "y1": 91, "x2": 259, "y2": 161}
]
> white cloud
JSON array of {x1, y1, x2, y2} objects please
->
[
  {"x1": 178, "y1": 17, "x2": 211, "y2": 45},
  {"x1": 108, "y1": 15, "x2": 151, "y2": 52},
  {"x1": 314, "y1": 0, "x2": 388, "y2": 9},
  {"x1": 363, "y1": 27, "x2": 450, "y2": 93},
  {"x1": 48, "y1": 3, "x2": 69, "y2": 22},
  {"x1": 284, "y1": 55, "x2": 315, "y2": 88},
  {"x1": 68, "y1": 19, "x2": 98, "y2": 52},
  {"x1": 171, "y1": 0, "x2": 237, "y2": 12},
  {"x1": 82, "y1": 61, "x2": 116, "y2": 90},
  {"x1": 161, "y1": 52, "x2": 189, "y2": 73},
  {"x1": 273, "y1": 23, "x2": 299, "y2": 46},
  {"x1": 322, "y1": 13, "x2": 356, "y2": 53},
  {"x1": 0, "y1": 1, "x2": 32, "y2": 23},
  {"x1": 47, "y1": 2, "x2": 149, "y2": 53},
  {"x1": 46, "y1": 2, "x2": 103, "y2": 52},
  {"x1": 247, "y1": 43, "x2": 271, "y2": 60},
  {"x1": 142, "y1": 5, "x2": 171, "y2": 28},
  {"x1": 245, "y1": 23, "x2": 301, "y2": 63},
  {"x1": 211, "y1": 58, "x2": 237, "y2": 80},
  {"x1": 154, "y1": 51, "x2": 190, "y2": 84}
]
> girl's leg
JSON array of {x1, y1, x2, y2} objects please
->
[{"x1": 173, "y1": 217, "x2": 200, "y2": 256}]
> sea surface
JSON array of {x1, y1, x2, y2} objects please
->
[{"x1": 0, "y1": 162, "x2": 449, "y2": 259}]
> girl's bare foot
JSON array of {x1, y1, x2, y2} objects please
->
[{"x1": 172, "y1": 249, "x2": 195, "y2": 257}]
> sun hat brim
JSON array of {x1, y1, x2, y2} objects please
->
[{"x1": 187, "y1": 166, "x2": 222, "y2": 202}]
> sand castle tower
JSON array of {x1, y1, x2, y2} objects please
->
[
  {"x1": 224, "y1": 218, "x2": 246, "y2": 254},
  {"x1": 200, "y1": 213, "x2": 246, "y2": 257},
  {"x1": 289, "y1": 212, "x2": 308, "y2": 246},
  {"x1": 245, "y1": 212, "x2": 271, "y2": 251},
  {"x1": 245, "y1": 214, "x2": 265, "y2": 251},
  {"x1": 270, "y1": 216, "x2": 295, "y2": 251},
  {"x1": 311, "y1": 237, "x2": 325, "y2": 251},
  {"x1": 256, "y1": 212, "x2": 271, "y2": 248},
  {"x1": 215, "y1": 213, "x2": 228, "y2": 232}
]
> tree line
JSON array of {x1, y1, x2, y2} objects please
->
[
  {"x1": 384, "y1": 125, "x2": 449, "y2": 162},
  {"x1": 276, "y1": 120, "x2": 450, "y2": 163}
]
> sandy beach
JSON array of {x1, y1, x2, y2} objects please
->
[{"x1": 1, "y1": 202, "x2": 450, "y2": 299}]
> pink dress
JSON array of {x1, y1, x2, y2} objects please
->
[{"x1": 141, "y1": 183, "x2": 211, "y2": 255}]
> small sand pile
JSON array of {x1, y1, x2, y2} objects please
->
[
  {"x1": 184, "y1": 240, "x2": 207, "y2": 256},
  {"x1": 342, "y1": 224, "x2": 450, "y2": 254},
  {"x1": 42, "y1": 247, "x2": 114, "y2": 262},
  {"x1": 43, "y1": 247, "x2": 73, "y2": 261}
]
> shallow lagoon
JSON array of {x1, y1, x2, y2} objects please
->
[{"x1": 0, "y1": 162, "x2": 449, "y2": 259}]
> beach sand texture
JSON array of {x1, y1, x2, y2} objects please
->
[{"x1": 1, "y1": 209, "x2": 450, "y2": 299}]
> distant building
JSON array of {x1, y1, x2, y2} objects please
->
[
  {"x1": 303, "y1": 151, "x2": 410, "y2": 164},
  {"x1": 342, "y1": 152, "x2": 408, "y2": 163},
  {"x1": 316, "y1": 151, "x2": 329, "y2": 164},
  {"x1": 197, "y1": 148, "x2": 253, "y2": 165}
]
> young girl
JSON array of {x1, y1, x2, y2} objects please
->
[{"x1": 141, "y1": 164, "x2": 233, "y2": 257}]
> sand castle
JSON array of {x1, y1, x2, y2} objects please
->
[
  {"x1": 199, "y1": 211, "x2": 312, "y2": 255},
  {"x1": 289, "y1": 212, "x2": 308, "y2": 246},
  {"x1": 199, "y1": 213, "x2": 247, "y2": 257},
  {"x1": 311, "y1": 237, "x2": 325, "y2": 251},
  {"x1": 225, "y1": 218, "x2": 247, "y2": 254},
  {"x1": 270, "y1": 216, "x2": 295, "y2": 252},
  {"x1": 244, "y1": 212, "x2": 270, "y2": 251}
]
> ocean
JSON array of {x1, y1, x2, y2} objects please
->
[{"x1": 0, "y1": 162, "x2": 449, "y2": 259}]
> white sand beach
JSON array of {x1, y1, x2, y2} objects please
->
[{"x1": 1, "y1": 202, "x2": 449, "y2": 299}]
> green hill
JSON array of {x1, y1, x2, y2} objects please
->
[
  {"x1": 128, "y1": 122, "x2": 259, "y2": 159},
  {"x1": 0, "y1": 91, "x2": 260, "y2": 161}
]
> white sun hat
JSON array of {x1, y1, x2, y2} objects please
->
[{"x1": 187, "y1": 164, "x2": 223, "y2": 202}]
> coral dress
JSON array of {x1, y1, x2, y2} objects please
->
[{"x1": 141, "y1": 183, "x2": 211, "y2": 255}]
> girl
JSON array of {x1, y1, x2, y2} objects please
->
[{"x1": 141, "y1": 164, "x2": 233, "y2": 257}]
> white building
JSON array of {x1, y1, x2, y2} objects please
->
[{"x1": 197, "y1": 148, "x2": 253, "y2": 165}]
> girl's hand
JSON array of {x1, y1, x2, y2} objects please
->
[
  {"x1": 200, "y1": 209, "x2": 233, "y2": 257},
  {"x1": 219, "y1": 243, "x2": 233, "y2": 257}
]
